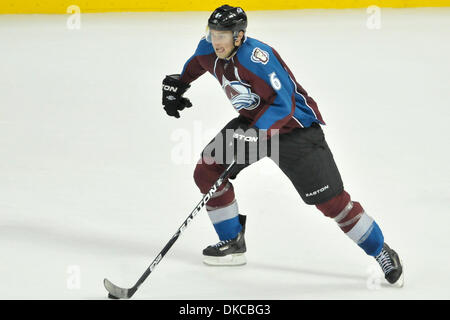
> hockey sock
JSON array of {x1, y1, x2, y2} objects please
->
[
  {"x1": 194, "y1": 158, "x2": 243, "y2": 241},
  {"x1": 316, "y1": 191, "x2": 384, "y2": 256},
  {"x1": 207, "y1": 199, "x2": 242, "y2": 241}
]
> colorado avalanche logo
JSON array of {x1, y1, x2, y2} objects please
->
[
  {"x1": 222, "y1": 75, "x2": 260, "y2": 111},
  {"x1": 251, "y1": 47, "x2": 269, "y2": 65}
]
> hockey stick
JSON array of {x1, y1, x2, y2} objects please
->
[{"x1": 104, "y1": 159, "x2": 237, "y2": 299}]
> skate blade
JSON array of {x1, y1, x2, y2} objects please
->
[
  {"x1": 387, "y1": 257, "x2": 404, "y2": 288},
  {"x1": 392, "y1": 272, "x2": 404, "y2": 288},
  {"x1": 392, "y1": 258, "x2": 405, "y2": 288},
  {"x1": 203, "y1": 253, "x2": 247, "y2": 266}
]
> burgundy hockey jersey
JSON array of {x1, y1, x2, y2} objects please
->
[{"x1": 180, "y1": 36, "x2": 324, "y2": 134}]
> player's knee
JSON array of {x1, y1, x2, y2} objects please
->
[
  {"x1": 315, "y1": 190, "x2": 351, "y2": 219},
  {"x1": 193, "y1": 157, "x2": 222, "y2": 194},
  {"x1": 194, "y1": 158, "x2": 236, "y2": 207},
  {"x1": 316, "y1": 190, "x2": 367, "y2": 233}
]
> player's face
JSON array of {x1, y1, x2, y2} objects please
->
[{"x1": 210, "y1": 30, "x2": 235, "y2": 59}]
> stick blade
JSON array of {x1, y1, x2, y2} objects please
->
[{"x1": 104, "y1": 278, "x2": 132, "y2": 299}]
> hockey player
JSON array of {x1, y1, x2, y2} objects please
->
[{"x1": 162, "y1": 5, "x2": 404, "y2": 287}]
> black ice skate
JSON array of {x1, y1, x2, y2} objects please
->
[
  {"x1": 203, "y1": 214, "x2": 247, "y2": 266},
  {"x1": 375, "y1": 243, "x2": 404, "y2": 287}
]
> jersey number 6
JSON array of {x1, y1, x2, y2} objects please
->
[{"x1": 269, "y1": 72, "x2": 282, "y2": 91}]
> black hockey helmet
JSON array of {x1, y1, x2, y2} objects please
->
[{"x1": 207, "y1": 5, "x2": 247, "y2": 41}]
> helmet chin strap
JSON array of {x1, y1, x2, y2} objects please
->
[
  {"x1": 225, "y1": 45, "x2": 239, "y2": 60},
  {"x1": 225, "y1": 32, "x2": 243, "y2": 60}
]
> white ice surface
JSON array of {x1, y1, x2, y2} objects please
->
[{"x1": 0, "y1": 8, "x2": 449, "y2": 299}]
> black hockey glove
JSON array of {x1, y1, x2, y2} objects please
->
[{"x1": 162, "y1": 74, "x2": 192, "y2": 118}]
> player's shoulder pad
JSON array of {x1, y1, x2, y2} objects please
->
[
  {"x1": 194, "y1": 37, "x2": 215, "y2": 56},
  {"x1": 237, "y1": 37, "x2": 276, "y2": 70}
]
